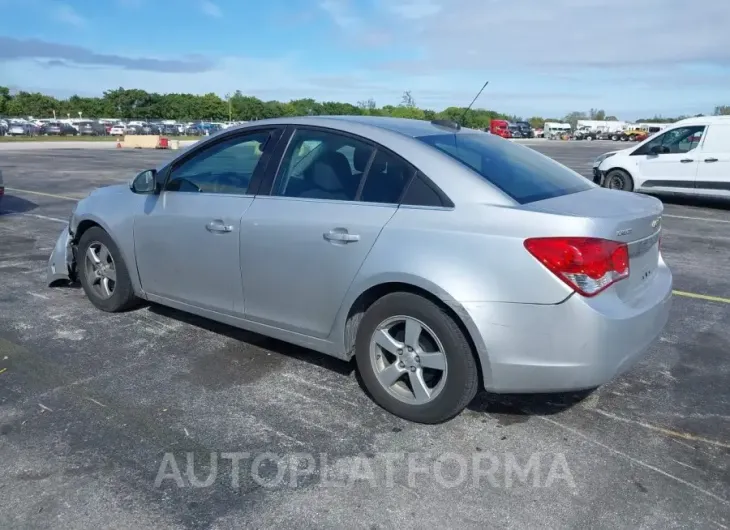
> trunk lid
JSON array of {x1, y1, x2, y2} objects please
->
[{"x1": 525, "y1": 187, "x2": 663, "y2": 301}]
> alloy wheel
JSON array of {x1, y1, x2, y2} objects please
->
[
  {"x1": 369, "y1": 316, "x2": 448, "y2": 405},
  {"x1": 84, "y1": 241, "x2": 117, "y2": 299}
]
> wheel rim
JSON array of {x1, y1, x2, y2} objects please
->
[
  {"x1": 608, "y1": 174, "x2": 625, "y2": 190},
  {"x1": 369, "y1": 316, "x2": 448, "y2": 405},
  {"x1": 84, "y1": 241, "x2": 117, "y2": 299}
]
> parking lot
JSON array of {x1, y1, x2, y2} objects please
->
[{"x1": 1, "y1": 142, "x2": 728, "y2": 529}]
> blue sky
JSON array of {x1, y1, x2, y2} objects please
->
[{"x1": 1, "y1": 0, "x2": 729, "y2": 119}]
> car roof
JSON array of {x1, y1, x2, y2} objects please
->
[
  {"x1": 229, "y1": 115, "x2": 479, "y2": 138},
  {"x1": 674, "y1": 115, "x2": 730, "y2": 127}
]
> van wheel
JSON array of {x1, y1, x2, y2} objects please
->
[
  {"x1": 77, "y1": 227, "x2": 140, "y2": 312},
  {"x1": 355, "y1": 292, "x2": 479, "y2": 424},
  {"x1": 604, "y1": 169, "x2": 634, "y2": 192}
]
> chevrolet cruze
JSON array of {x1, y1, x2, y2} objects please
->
[{"x1": 48, "y1": 116, "x2": 672, "y2": 423}]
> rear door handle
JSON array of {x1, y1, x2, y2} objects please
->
[
  {"x1": 704, "y1": 158, "x2": 718, "y2": 163},
  {"x1": 680, "y1": 159, "x2": 694, "y2": 163},
  {"x1": 323, "y1": 229, "x2": 360, "y2": 243},
  {"x1": 206, "y1": 220, "x2": 233, "y2": 233}
]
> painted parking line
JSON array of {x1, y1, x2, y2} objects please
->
[
  {"x1": 0, "y1": 210, "x2": 67, "y2": 223},
  {"x1": 5, "y1": 187, "x2": 83, "y2": 201},
  {"x1": 673, "y1": 290, "x2": 730, "y2": 304},
  {"x1": 664, "y1": 214, "x2": 730, "y2": 224}
]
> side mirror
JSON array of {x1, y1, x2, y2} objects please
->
[
  {"x1": 649, "y1": 145, "x2": 666, "y2": 155},
  {"x1": 130, "y1": 169, "x2": 158, "y2": 194}
]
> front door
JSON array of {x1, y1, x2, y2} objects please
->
[
  {"x1": 134, "y1": 128, "x2": 280, "y2": 314},
  {"x1": 636, "y1": 125, "x2": 706, "y2": 187}
]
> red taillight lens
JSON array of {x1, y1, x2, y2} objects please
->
[{"x1": 524, "y1": 237, "x2": 630, "y2": 297}]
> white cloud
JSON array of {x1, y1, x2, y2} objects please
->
[
  {"x1": 200, "y1": 0, "x2": 222, "y2": 18},
  {"x1": 54, "y1": 4, "x2": 86, "y2": 27},
  {"x1": 379, "y1": 0, "x2": 730, "y2": 70},
  {"x1": 319, "y1": 0, "x2": 359, "y2": 28},
  {"x1": 385, "y1": 0, "x2": 441, "y2": 19}
]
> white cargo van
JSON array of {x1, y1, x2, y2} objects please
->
[{"x1": 593, "y1": 116, "x2": 730, "y2": 198}]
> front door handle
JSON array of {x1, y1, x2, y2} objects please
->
[
  {"x1": 323, "y1": 229, "x2": 360, "y2": 243},
  {"x1": 680, "y1": 159, "x2": 694, "y2": 163},
  {"x1": 704, "y1": 158, "x2": 719, "y2": 163},
  {"x1": 206, "y1": 220, "x2": 233, "y2": 233}
]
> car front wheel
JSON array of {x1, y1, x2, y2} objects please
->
[
  {"x1": 355, "y1": 292, "x2": 479, "y2": 423},
  {"x1": 77, "y1": 227, "x2": 139, "y2": 312},
  {"x1": 604, "y1": 169, "x2": 634, "y2": 192}
]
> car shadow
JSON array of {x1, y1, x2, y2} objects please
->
[
  {"x1": 0, "y1": 194, "x2": 38, "y2": 215},
  {"x1": 146, "y1": 303, "x2": 356, "y2": 377},
  {"x1": 466, "y1": 388, "x2": 596, "y2": 424},
  {"x1": 653, "y1": 193, "x2": 730, "y2": 210}
]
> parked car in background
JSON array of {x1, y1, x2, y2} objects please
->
[
  {"x1": 0, "y1": 120, "x2": 8, "y2": 136},
  {"x1": 109, "y1": 125, "x2": 126, "y2": 136},
  {"x1": 161, "y1": 124, "x2": 181, "y2": 136},
  {"x1": 48, "y1": 115, "x2": 672, "y2": 424},
  {"x1": 7, "y1": 121, "x2": 39, "y2": 136},
  {"x1": 77, "y1": 121, "x2": 107, "y2": 136},
  {"x1": 594, "y1": 115, "x2": 730, "y2": 197},
  {"x1": 41, "y1": 122, "x2": 78, "y2": 136}
]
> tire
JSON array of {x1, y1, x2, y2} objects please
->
[
  {"x1": 611, "y1": 135, "x2": 619, "y2": 141},
  {"x1": 355, "y1": 292, "x2": 479, "y2": 424},
  {"x1": 77, "y1": 227, "x2": 139, "y2": 312},
  {"x1": 603, "y1": 169, "x2": 634, "y2": 192},
  {"x1": 586, "y1": 135, "x2": 594, "y2": 141}
]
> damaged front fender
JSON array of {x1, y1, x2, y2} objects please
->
[{"x1": 47, "y1": 226, "x2": 77, "y2": 285}]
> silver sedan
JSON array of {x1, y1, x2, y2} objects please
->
[{"x1": 48, "y1": 116, "x2": 672, "y2": 423}]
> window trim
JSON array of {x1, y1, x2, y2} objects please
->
[
  {"x1": 256, "y1": 124, "x2": 453, "y2": 208},
  {"x1": 157, "y1": 126, "x2": 285, "y2": 195}
]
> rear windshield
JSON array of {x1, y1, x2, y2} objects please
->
[{"x1": 417, "y1": 133, "x2": 592, "y2": 204}]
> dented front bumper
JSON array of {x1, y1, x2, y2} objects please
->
[{"x1": 47, "y1": 226, "x2": 77, "y2": 285}]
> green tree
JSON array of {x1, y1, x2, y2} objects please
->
[{"x1": 714, "y1": 105, "x2": 730, "y2": 116}]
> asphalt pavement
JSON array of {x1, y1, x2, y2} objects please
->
[{"x1": 0, "y1": 142, "x2": 728, "y2": 530}]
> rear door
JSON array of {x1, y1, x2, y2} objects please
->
[
  {"x1": 695, "y1": 123, "x2": 730, "y2": 194},
  {"x1": 635, "y1": 125, "x2": 706, "y2": 188},
  {"x1": 239, "y1": 127, "x2": 412, "y2": 338}
]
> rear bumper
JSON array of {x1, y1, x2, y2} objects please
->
[
  {"x1": 47, "y1": 226, "x2": 76, "y2": 285},
  {"x1": 461, "y1": 260, "x2": 672, "y2": 393}
]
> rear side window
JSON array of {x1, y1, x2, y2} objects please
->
[
  {"x1": 418, "y1": 133, "x2": 592, "y2": 204},
  {"x1": 402, "y1": 172, "x2": 450, "y2": 208}
]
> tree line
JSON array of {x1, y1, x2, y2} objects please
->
[{"x1": 1, "y1": 86, "x2": 728, "y2": 129}]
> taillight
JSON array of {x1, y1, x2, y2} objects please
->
[{"x1": 524, "y1": 237, "x2": 630, "y2": 297}]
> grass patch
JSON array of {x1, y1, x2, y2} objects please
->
[{"x1": 0, "y1": 135, "x2": 201, "y2": 142}]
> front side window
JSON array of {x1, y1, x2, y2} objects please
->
[
  {"x1": 273, "y1": 129, "x2": 373, "y2": 201},
  {"x1": 165, "y1": 130, "x2": 271, "y2": 194},
  {"x1": 418, "y1": 133, "x2": 592, "y2": 204},
  {"x1": 635, "y1": 125, "x2": 706, "y2": 155}
]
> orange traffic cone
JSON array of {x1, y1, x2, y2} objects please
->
[{"x1": 116, "y1": 136, "x2": 122, "y2": 148}]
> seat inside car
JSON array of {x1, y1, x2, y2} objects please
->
[{"x1": 299, "y1": 150, "x2": 352, "y2": 200}]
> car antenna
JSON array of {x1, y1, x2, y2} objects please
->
[{"x1": 459, "y1": 80, "x2": 489, "y2": 127}]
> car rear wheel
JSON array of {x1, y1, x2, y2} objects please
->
[
  {"x1": 604, "y1": 169, "x2": 634, "y2": 192},
  {"x1": 355, "y1": 292, "x2": 479, "y2": 424},
  {"x1": 78, "y1": 227, "x2": 139, "y2": 312}
]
